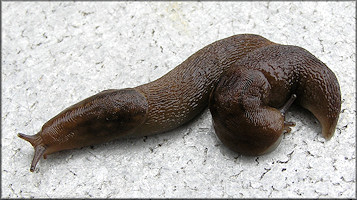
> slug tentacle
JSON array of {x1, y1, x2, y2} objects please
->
[
  {"x1": 18, "y1": 133, "x2": 47, "y2": 172},
  {"x1": 18, "y1": 34, "x2": 341, "y2": 172},
  {"x1": 30, "y1": 145, "x2": 47, "y2": 172},
  {"x1": 279, "y1": 94, "x2": 298, "y2": 134},
  {"x1": 18, "y1": 133, "x2": 41, "y2": 147},
  {"x1": 280, "y1": 94, "x2": 297, "y2": 134},
  {"x1": 280, "y1": 94, "x2": 297, "y2": 115},
  {"x1": 283, "y1": 121, "x2": 296, "y2": 134}
]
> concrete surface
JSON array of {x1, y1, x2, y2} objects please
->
[{"x1": 2, "y1": 1, "x2": 355, "y2": 198}]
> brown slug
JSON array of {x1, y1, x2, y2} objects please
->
[
  {"x1": 18, "y1": 34, "x2": 341, "y2": 172},
  {"x1": 209, "y1": 44, "x2": 341, "y2": 155}
]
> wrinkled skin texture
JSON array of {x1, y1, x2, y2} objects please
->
[
  {"x1": 18, "y1": 34, "x2": 341, "y2": 172},
  {"x1": 209, "y1": 45, "x2": 341, "y2": 155}
]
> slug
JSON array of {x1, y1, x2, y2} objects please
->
[
  {"x1": 18, "y1": 34, "x2": 341, "y2": 172},
  {"x1": 209, "y1": 44, "x2": 341, "y2": 155}
]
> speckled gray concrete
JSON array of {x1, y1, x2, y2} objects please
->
[{"x1": 2, "y1": 2, "x2": 355, "y2": 198}]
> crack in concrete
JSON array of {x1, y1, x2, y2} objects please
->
[
  {"x1": 260, "y1": 167, "x2": 272, "y2": 180},
  {"x1": 202, "y1": 147, "x2": 208, "y2": 165},
  {"x1": 305, "y1": 150, "x2": 321, "y2": 158},
  {"x1": 182, "y1": 128, "x2": 192, "y2": 145},
  {"x1": 8, "y1": 184, "x2": 17, "y2": 197},
  {"x1": 229, "y1": 170, "x2": 244, "y2": 179},
  {"x1": 68, "y1": 169, "x2": 77, "y2": 176},
  {"x1": 184, "y1": 181, "x2": 198, "y2": 191},
  {"x1": 314, "y1": 189, "x2": 328, "y2": 197},
  {"x1": 255, "y1": 157, "x2": 260, "y2": 165},
  {"x1": 340, "y1": 176, "x2": 355, "y2": 183},
  {"x1": 154, "y1": 167, "x2": 162, "y2": 178},
  {"x1": 277, "y1": 150, "x2": 294, "y2": 164}
]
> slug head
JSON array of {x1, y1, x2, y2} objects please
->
[{"x1": 18, "y1": 88, "x2": 148, "y2": 172}]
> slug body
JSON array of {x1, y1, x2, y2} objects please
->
[
  {"x1": 18, "y1": 34, "x2": 341, "y2": 172},
  {"x1": 209, "y1": 45, "x2": 341, "y2": 155}
]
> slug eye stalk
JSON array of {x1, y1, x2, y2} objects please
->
[
  {"x1": 18, "y1": 133, "x2": 47, "y2": 172},
  {"x1": 280, "y1": 94, "x2": 297, "y2": 115}
]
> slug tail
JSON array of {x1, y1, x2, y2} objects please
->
[
  {"x1": 321, "y1": 116, "x2": 339, "y2": 140},
  {"x1": 18, "y1": 133, "x2": 47, "y2": 172},
  {"x1": 296, "y1": 49, "x2": 341, "y2": 140}
]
